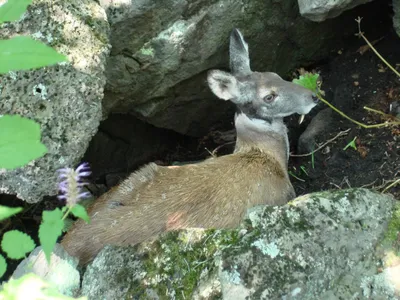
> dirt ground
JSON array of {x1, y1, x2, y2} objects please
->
[
  {"x1": 1, "y1": 23, "x2": 399, "y2": 282},
  {"x1": 286, "y1": 28, "x2": 400, "y2": 199}
]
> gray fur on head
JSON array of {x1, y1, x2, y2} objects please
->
[{"x1": 229, "y1": 28, "x2": 251, "y2": 76}]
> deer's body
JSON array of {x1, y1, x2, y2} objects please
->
[{"x1": 61, "y1": 29, "x2": 318, "y2": 265}]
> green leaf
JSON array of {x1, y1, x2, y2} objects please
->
[
  {"x1": 0, "y1": 205, "x2": 23, "y2": 221},
  {"x1": 39, "y1": 208, "x2": 64, "y2": 263},
  {"x1": 343, "y1": 136, "x2": 357, "y2": 151},
  {"x1": 1, "y1": 230, "x2": 35, "y2": 259},
  {"x1": 0, "y1": 273, "x2": 88, "y2": 300},
  {"x1": 0, "y1": 36, "x2": 67, "y2": 74},
  {"x1": 0, "y1": 0, "x2": 32, "y2": 23},
  {"x1": 0, "y1": 254, "x2": 6, "y2": 278},
  {"x1": 292, "y1": 73, "x2": 319, "y2": 92},
  {"x1": 0, "y1": 115, "x2": 47, "y2": 169},
  {"x1": 70, "y1": 204, "x2": 90, "y2": 224}
]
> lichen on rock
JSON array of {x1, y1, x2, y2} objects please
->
[{"x1": 80, "y1": 188, "x2": 396, "y2": 299}]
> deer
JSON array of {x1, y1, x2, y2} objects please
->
[{"x1": 61, "y1": 28, "x2": 319, "y2": 265}]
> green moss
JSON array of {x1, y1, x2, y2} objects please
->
[
  {"x1": 130, "y1": 229, "x2": 239, "y2": 299},
  {"x1": 383, "y1": 202, "x2": 400, "y2": 244}
]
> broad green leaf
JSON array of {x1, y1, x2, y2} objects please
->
[
  {"x1": 70, "y1": 204, "x2": 90, "y2": 224},
  {"x1": 0, "y1": 0, "x2": 32, "y2": 23},
  {"x1": 0, "y1": 254, "x2": 6, "y2": 278},
  {"x1": 0, "y1": 36, "x2": 67, "y2": 74},
  {"x1": 0, "y1": 115, "x2": 47, "y2": 169},
  {"x1": 0, "y1": 205, "x2": 22, "y2": 221},
  {"x1": 292, "y1": 73, "x2": 319, "y2": 92},
  {"x1": 39, "y1": 208, "x2": 64, "y2": 263},
  {"x1": 0, "y1": 273, "x2": 88, "y2": 300},
  {"x1": 1, "y1": 230, "x2": 35, "y2": 259}
]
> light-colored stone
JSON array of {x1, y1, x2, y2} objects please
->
[
  {"x1": 12, "y1": 244, "x2": 80, "y2": 297},
  {"x1": 0, "y1": 0, "x2": 110, "y2": 202},
  {"x1": 298, "y1": 0, "x2": 375, "y2": 22},
  {"x1": 80, "y1": 188, "x2": 397, "y2": 299}
]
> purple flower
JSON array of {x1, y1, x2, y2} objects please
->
[{"x1": 57, "y1": 162, "x2": 91, "y2": 206}]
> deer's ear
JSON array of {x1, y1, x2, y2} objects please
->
[
  {"x1": 207, "y1": 70, "x2": 240, "y2": 100},
  {"x1": 229, "y1": 28, "x2": 251, "y2": 76}
]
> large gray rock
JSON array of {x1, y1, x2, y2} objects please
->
[
  {"x1": 100, "y1": 0, "x2": 383, "y2": 136},
  {"x1": 80, "y1": 188, "x2": 398, "y2": 299},
  {"x1": 298, "y1": 0, "x2": 375, "y2": 22},
  {"x1": 0, "y1": 0, "x2": 110, "y2": 202}
]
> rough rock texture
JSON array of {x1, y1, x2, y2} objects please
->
[
  {"x1": 0, "y1": 0, "x2": 110, "y2": 202},
  {"x1": 100, "y1": 0, "x2": 386, "y2": 136},
  {"x1": 298, "y1": 0, "x2": 375, "y2": 22},
  {"x1": 12, "y1": 244, "x2": 80, "y2": 297},
  {"x1": 394, "y1": 0, "x2": 400, "y2": 38},
  {"x1": 80, "y1": 188, "x2": 397, "y2": 299}
]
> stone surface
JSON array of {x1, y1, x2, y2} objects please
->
[
  {"x1": 12, "y1": 244, "x2": 80, "y2": 297},
  {"x1": 99, "y1": 0, "x2": 385, "y2": 136},
  {"x1": 394, "y1": 0, "x2": 400, "y2": 38},
  {"x1": 80, "y1": 188, "x2": 397, "y2": 299},
  {"x1": 0, "y1": 0, "x2": 110, "y2": 202},
  {"x1": 298, "y1": 0, "x2": 375, "y2": 22}
]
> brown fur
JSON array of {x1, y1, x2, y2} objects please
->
[
  {"x1": 61, "y1": 28, "x2": 317, "y2": 265},
  {"x1": 61, "y1": 143, "x2": 294, "y2": 265}
]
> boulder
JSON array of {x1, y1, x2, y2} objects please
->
[
  {"x1": 297, "y1": 0, "x2": 375, "y2": 22},
  {"x1": 100, "y1": 0, "x2": 386, "y2": 136},
  {"x1": 0, "y1": 0, "x2": 110, "y2": 203},
  {"x1": 11, "y1": 244, "x2": 80, "y2": 297},
  {"x1": 80, "y1": 188, "x2": 398, "y2": 299}
]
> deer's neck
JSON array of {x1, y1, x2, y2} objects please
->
[{"x1": 234, "y1": 113, "x2": 289, "y2": 169}]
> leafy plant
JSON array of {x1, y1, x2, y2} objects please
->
[
  {"x1": 0, "y1": 115, "x2": 48, "y2": 169},
  {"x1": 0, "y1": 0, "x2": 67, "y2": 74},
  {"x1": 0, "y1": 206, "x2": 23, "y2": 221},
  {"x1": 0, "y1": 273, "x2": 87, "y2": 300},
  {"x1": 0, "y1": 0, "x2": 91, "y2": 291},
  {"x1": 293, "y1": 72, "x2": 400, "y2": 128},
  {"x1": 343, "y1": 136, "x2": 357, "y2": 151}
]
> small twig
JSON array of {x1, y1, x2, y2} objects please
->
[
  {"x1": 211, "y1": 141, "x2": 235, "y2": 156},
  {"x1": 318, "y1": 95, "x2": 400, "y2": 128},
  {"x1": 355, "y1": 17, "x2": 400, "y2": 78},
  {"x1": 364, "y1": 106, "x2": 400, "y2": 122},
  {"x1": 288, "y1": 171, "x2": 305, "y2": 182},
  {"x1": 382, "y1": 178, "x2": 400, "y2": 193},
  {"x1": 290, "y1": 128, "x2": 351, "y2": 157}
]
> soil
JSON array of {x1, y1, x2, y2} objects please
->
[
  {"x1": 1, "y1": 20, "x2": 399, "y2": 284},
  {"x1": 287, "y1": 28, "x2": 400, "y2": 199}
]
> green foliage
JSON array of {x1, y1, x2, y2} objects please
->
[
  {"x1": 0, "y1": 36, "x2": 67, "y2": 74},
  {"x1": 70, "y1": 204, "x2": 90, "y2": 224},
  {"x1": 0, "y1": 254, "x2": 6, "y2": 278},
  {"x1": 0, "y1": 205, "x2": 22, "y2": 221},
  {"x1": 39, "y1": 209, "x2": 64, "y2": 263},
  {"x1": 0, "y1": 115, "x2": 47, "y2": 169},
  {"x1": 0, "y1": 0, "x2": 32, "y2": 23},
  {"x1": 1, "y1": 230, "x2": 35, "y2": 260},
  {"x1": 383, "y1": 202, "x2": 400, "y2": 244},
  {"x1": 343, "y1": 136, "x2": 357, "y2": 151},
  {"x1": 0, "y1": 273, "x2": 87, "y2": 300},
  {"x1": 292, "y1": 73, "x2": 319, "y2": 92}
]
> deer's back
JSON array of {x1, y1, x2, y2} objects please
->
[{"x1": 61, "y1": 149, "x2": 294, "y2": 264}]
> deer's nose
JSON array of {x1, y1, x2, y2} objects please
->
[{"x1": 312, "y1": 93, "x2": 319, "y2": 103}]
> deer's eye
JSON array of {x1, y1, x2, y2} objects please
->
[{"x1": 263, "y1": 94, "x2": 276, "y2": 103}]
